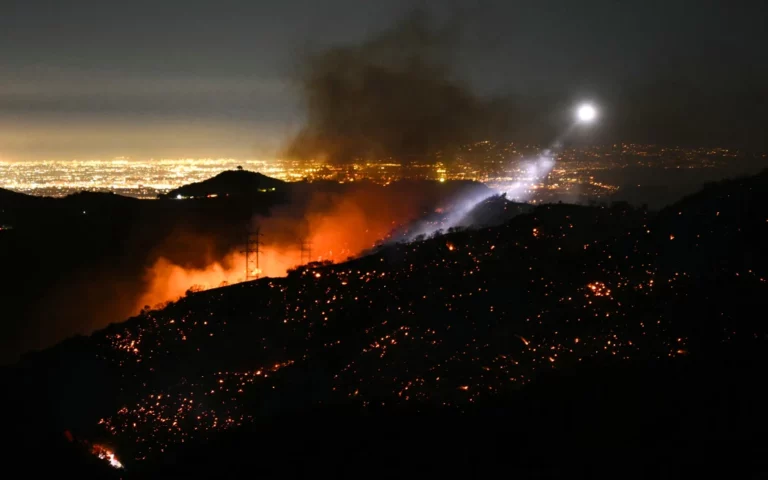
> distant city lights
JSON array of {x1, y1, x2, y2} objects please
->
[{"x1": 0, "y1": 144, "x2": 751, "y2": 203}]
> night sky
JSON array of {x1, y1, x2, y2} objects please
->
[{"x1": 1, "y1": 0, "x2": 766, "y2": 161}]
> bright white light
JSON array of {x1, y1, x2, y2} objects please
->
[
  {"x1": 93, "y1": 446, "x2": 124, "y2": 469},
  {"x1": 577, "y1": 104, "x2": 597, "y2": 123}
]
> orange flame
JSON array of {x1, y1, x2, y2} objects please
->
[
  {"x1": 92, "y1": 444, "x2": 123, "y2": 469},
  {"x1": 135, "y1": 185, "x2": 429, "y2": 311}
]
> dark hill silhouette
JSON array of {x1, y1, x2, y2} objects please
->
[
  {"x1": 63, "y1": 190, "x2": 139, "y2": 205},
  {"x1": 162, "y1": 169, "x2": 286, "y2": 198},
  {"x1": 0, "y1": 186, "x2": 31, "y2": 199},
  {"x1": 0, "y1": 186, "x2": 41, "y2": 206},
  {"x1": 656, "y1": 171, "x2": 768, "y2": 264},
  {"x1": 458, "y1": 193, "x2": 532, "y2": 227},
  {"x1": 0, "y1": 188, "x2": 41, "y2": 234},
  {"x1": 0, "y1": 170, "x2": 514, "y2": 366},
  {"x1": 5, "y1": 169, "x2": 768, "y2": 476}
]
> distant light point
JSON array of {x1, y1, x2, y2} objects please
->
[{"x1": 577, "y1": 103, "x2": 597, "y2": 123}]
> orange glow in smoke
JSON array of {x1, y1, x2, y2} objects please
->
[{"x1": 135, "y1": 185, "x2": 431, "y2": 311}]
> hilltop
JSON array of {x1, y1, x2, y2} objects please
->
[
  {"x1": 5, "y1": 169, "x2": 768, "y2": 476},
  {"x1": 0, "y1": 187, "x2": 41, "y2": 210},
  {"x1": 162, "y1": 169, "x2": 287, "y2": 199},
  {"x1": 0, "y1": 186, "x2": 34, "y2": 200}
]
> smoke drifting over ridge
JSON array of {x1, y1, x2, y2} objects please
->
[{"x1": 286, "y1": 11, "x2": 512, "y2": 164}]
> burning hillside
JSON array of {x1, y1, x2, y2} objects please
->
[
  {"x1": 5, "y1": 170, "x2": 768, "y2": 476},
  {"x1": 135, "y1": 178, "x2": 495, "y2": 311}
]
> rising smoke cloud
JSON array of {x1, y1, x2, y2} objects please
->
[{"x1": 286, "y1": 10, "x2": 512, "y2": 164}]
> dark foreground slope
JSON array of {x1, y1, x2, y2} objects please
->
[
  {"x1": 0, "y1": 172, "x2": 492, "y2": 364},
  {"x1": 4, "y1": 171, "x2": 768, "y2": 478}
]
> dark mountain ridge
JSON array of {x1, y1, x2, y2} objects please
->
[
  {"x1": 162, "y1": 169, "x2": 287, "y2": 199},
  {"x1": 5, "y1": 169, "x2": 768, "y2": 477}
]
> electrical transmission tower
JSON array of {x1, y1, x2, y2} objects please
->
[
  {"x1": 299, "y1": 219, "x2": 312, "y2": 265},
  {"x1": 241, "y1": 226, "x2": 263, "y2": 280},
  {"x1": 299, "y1": 236, "x2": 313, "y2": 265}
]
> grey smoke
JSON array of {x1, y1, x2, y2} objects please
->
[{"x1": 286, "y1": 10, "x2": 513, "y2": 164}]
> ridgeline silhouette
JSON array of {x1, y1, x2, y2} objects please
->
[{"x1": 4, "y1": 169, "x2": 768, "y2": 477}]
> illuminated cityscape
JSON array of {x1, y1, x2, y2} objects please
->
[{"x1": 1, "y1": 143, "x2": 762, "y2": 201}]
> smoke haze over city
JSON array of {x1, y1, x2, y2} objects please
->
[{"x1": 2, "y1": 1, "x2": 767, "y2": 163}]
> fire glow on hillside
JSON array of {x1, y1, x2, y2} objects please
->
[
  {"x1": 92, "y1": 444, "x2": 123, "y2": 469},
  {"x1": 135, "y1": 184, "x2": 488, "y2": 311}
]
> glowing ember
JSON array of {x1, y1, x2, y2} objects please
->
[
  {"x1": 586, "y1": 282, "x2": 611, "y2": 297},
  {"x1": 93, "y1": 445, "x2": 123, "y2": 469}
]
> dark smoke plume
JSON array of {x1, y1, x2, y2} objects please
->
[{"x1": 286, "y1": 11, "x2": 512, "y2": 164}]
